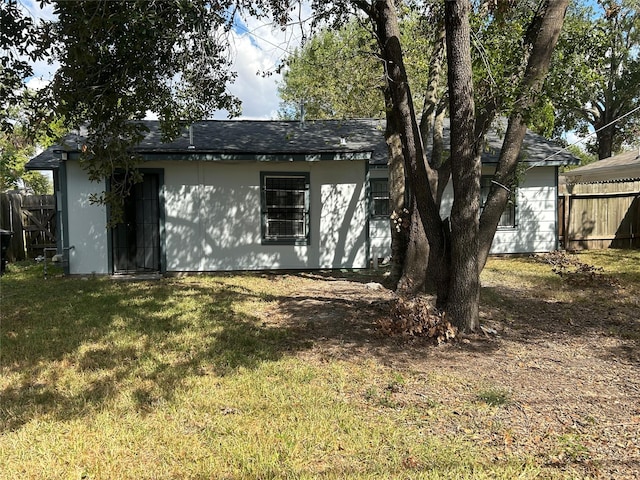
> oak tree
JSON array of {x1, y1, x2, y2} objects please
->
[{"x1": 547, "y1": 0, "x2": 640, "y2": 159}]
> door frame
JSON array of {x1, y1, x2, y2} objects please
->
[{"x1": 107, "y1": 168, "x2": 165, "y2": 274}]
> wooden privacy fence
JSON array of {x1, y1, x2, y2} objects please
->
[
  {"x1": 559, "y1": 180, "x2": 640, "y2": 250},
  {"x1": 0, "y1": 192, "x2": 57, "y2": 261}
]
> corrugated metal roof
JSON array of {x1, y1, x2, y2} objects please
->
[{"x1": 562, "y1": 150, "x2": 640, "y2": 184}]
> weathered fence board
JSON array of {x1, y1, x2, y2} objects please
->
[
  {"x1": 0, "y1": 193, "x2": 56, "y2": 261},
  {"x1": 21, "y1": 195, "x2": 57, "y2": 257},
  {"x1": 559, "y1": 180, "x2": 640, "y2": 250},
  {"x1": 0, "y1": 193, "x2": 26, "y2": 261}
]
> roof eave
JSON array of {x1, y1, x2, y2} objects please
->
[{"x1": 60, "y1": 150, "x2": 373, "y2": 163}]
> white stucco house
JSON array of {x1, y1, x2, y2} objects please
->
[{"x1": 27, "y1": 119, "x2": 577, "y2": 275}]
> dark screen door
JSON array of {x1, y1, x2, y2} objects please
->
[{"x1": 113, "y1": 173, "x2": 160, "y2": 273}]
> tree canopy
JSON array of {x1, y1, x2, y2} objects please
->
[
  {"x1": 278, "y1": 0, "x2": 640, "y2": 159},
  {"x1": 548, "y1": 0, "x2": 640, "y2": 159},
  {"x1": 0, "y1": 0, "x2": 51, "y2": 134},
  {"x1": 0, "y1": 101, "x2": 62, "y2": 194},
  {"x1": 41, "y1": 0, "x2": 244, "y2": 216},
  {"x1": 1, "y1": 2, "x2": 56, "y2": 194},
  {"x1": 278, "y1": 22, "x2": 385, "y2": 119},
  {"x1": 277, "y1": 11, "x2": 435, "y2": 120},
  {"x1": 1, "y1": 128, "x2": 52, "y2": 195},
  {"x1": 1, "y1": 0, "x2": 55, "y2": 150}
]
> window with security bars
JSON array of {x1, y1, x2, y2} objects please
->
[
  {"x1": 261, "y1": 173, "x2": 310, "y2": 244},
  {"x1": 370, "y1": 178, "x2": 390, "y2": 217},
  {"x1": 481, "y1": 176, "x2": 517, "y2": 228}
]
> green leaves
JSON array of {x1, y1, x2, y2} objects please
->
[
  {"x1": 278, "y1": 22, "x2": 386, "y2": 119},
  {"x1": 52, "y1": 0, "x2": 240, "y2": 128},
  {"x1": 46, "y1": 0, "x2": 243, "y2": 212},
  {"x1": 547, "y1": 0, "x2": 640, "y2": 157},
  {"x1": 277, "y1": 11, "x2": 437, "y2": 120},
  {"x1": 0, "y1": 1, "x2": 53, "y2": 134},
  {"x1": 0, "y1": 120, "x2": 53, "y2": 194}
]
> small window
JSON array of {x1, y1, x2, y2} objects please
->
[
  {"x1": 370, "y1": 178, "x2": 390, "y2": 217},
  {"x1": 481, "y1": 176, "x2": 517, "y2": 228},
  {"x1": 261, "y1": 173, "x2": 310, "y2": 244}
]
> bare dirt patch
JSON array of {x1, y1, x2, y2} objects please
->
[{"x1": 260, "y1": 260, "x2": 640, "y2": 479}]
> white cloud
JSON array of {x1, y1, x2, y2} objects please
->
[
  {"x1": 29, "y1": 57, "x2": 59, "y2": 84},
  {"x1": 217, "y1": 32, "x2": 284, "y2": 119},
  {"x1": 19, "y1": 2, "x2": 310, "y2": 120},
  {"x1": 25, "y1": 76, "x2": 50, "y2": 91},
  {"x1": 21, "y1": 0, "x2": 56, "y2": 21},
  {"x1": 215, "y1": 11, "x2": 309, "y2": 120},
  {"x1": 564, "y1": 131, "x2": 582, "y2": 146}
]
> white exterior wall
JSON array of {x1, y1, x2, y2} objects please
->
[
  {"x1": 486, "y1": 166, "x2": 559, "y2": 254},
  {"x1": 64, "y1": 159, "x2": 369, "y2": 274},
  {"x1": 440, "y1": 166, "x2": 559, "y2": 253},
  {"x1": 63, "y1": 159, "x2": 558, "y2": 275},
  {"x1": 142, "y1": 159, "x2": 368, "y2": 271},
  {"x1": 64, "y1": 161, "x2": 110, "y2": 274},
  {"x1": 369, "y1": 165, "x2": 559, "y2": 256}
]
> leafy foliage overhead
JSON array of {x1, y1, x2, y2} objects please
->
[
  {"x1": 278, "y1": 22, "x2": 386, "y2": 119},
  {"x1": 278, "y1": 10, "x2": 436, "y2": 120},
  {"x1": 277, "y1": 0, "x2": 561, "y2": 137},
  {"x1": 1, "y1": 103, "x2": 63, "y2": 195},
  {"x1": 44, "y1": 0, "x2": 244, "y2": 214},
  {"x1": 547, "y1": 0, "x2": 640, "y2": 158},
  {"x1": 50, "y1": 0, "x2": 241, "y2": 137},
  {"x1": 0, "y1": 0, "x2": 52, "y2": 134},
  {"x1": 0, "y1": 123, "x2": 52, "y2": 195}
]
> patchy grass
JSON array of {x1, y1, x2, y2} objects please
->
[
  {"x1": 1, "y1": 250, "x2": 639, "y2": 479},
  {"x1": 475, "y1": 386, "x2": 511, "y2": 407}
]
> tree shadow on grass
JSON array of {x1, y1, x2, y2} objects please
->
[
  {"x1": 2, "y1": 262, "x2": 638, "y2": 432},
  {"x1": 0, "y1": 275, "x2": 297, "y2": 431},
  {"x1": 264, "y1": 272, "x2": 504, "y2": 361},
  {"x1": 480, "y1": 279, "x2": 640, "y2": 366}
]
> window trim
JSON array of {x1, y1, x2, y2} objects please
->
[
  {"x1": 481, "y1": 175, "x2": 517, "y2": 229},
  {"x1": 370, "y1": 177, "x2": 390, "y2": 218},
  {"x1": 260, "y1": 172, "x2": 310, "y2": 245}
]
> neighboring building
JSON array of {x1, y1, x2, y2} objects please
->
[
  {"x1": 27, "y1": 119, "x2": 577, "y2": 275},
  {"x1": 559, "y1": 150, "x2": 640, "y2": 250},
  {"x1": 562, "y1": 150, "x2": 640, "y2": 184}
]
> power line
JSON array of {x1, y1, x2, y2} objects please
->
[
  {"x1": 526, "y1": 103, "x2": 640, "y2": 170},
  {"x1": 213, "y1": 10, "x2": 311, "y2": 57}
]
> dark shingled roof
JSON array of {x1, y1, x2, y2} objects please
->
[
  {"x1": 138, "y1": 119, "x2": 387, "y2": 156},
  {"x1": 27, "y1": 118, "x2": 578, "y2": 170},
  {"x1": 27, "y1": 119, "x2": 387, "y2": 169}
]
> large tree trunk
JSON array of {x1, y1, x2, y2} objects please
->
[
  {"x1": 397, "y1": 12, "x2": 447, "y2": 296},
  {"x1": 372, "y1": 0, "x2": 449, "y2": 304},
  {"x1": 595, "y1": 122, "x2": 616, "y2": 160},
  {"x1": 444, "y1": 0, "x2": 480, "y2": 332},
  {"x1": 385, "y1": 96, "x2": 409, "y2": 287},
  {"x1": 397, "y1": 201, "x2": 430, "y2": 293},
  {"x1": 478, "y1": 0, "x2": 569, "y2": 270}
]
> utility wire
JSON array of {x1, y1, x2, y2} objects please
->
[
  {"x1": 525, "y1": 103, "x2": 640, "y2": 170},
  {"x1": 213, "y1": 9, "x2": 312, "y2": 57}
]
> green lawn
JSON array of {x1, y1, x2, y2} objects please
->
[{"x1": 1, "y1": 251, "x2": 638, "y2": 479}]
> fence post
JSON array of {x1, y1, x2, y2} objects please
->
[{"x1": 564, "y1": 193, "x2": 571, "y2": 251}]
